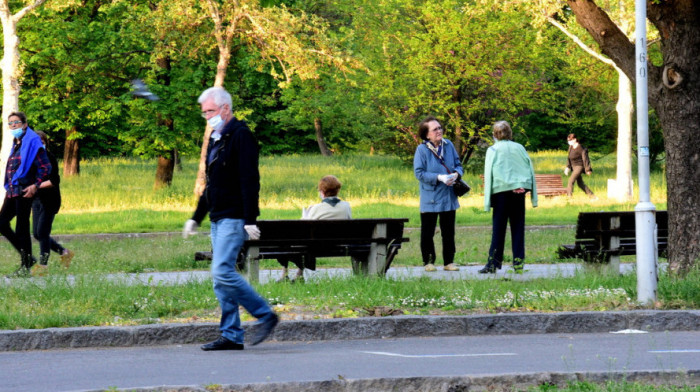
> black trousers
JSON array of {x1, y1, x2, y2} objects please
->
[
  {"x1": 567, "y1": 166, "x2": 593, "y2": 196},
  {"x1": 0, "y1": 196, "x2": 34, "y2": 256},
  {"x1": 32, "y1": 199, "x2": 65, "y2": 256},
  {"x1": 420, "y1": 210, "x2": 456, "y2": 266},
  {"x1": 488, "y1": 191, "x2": 526, "y2": 263}
]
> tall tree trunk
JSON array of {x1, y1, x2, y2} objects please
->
[
  {"x1": 154, "y1": 56, "x2": 176, "y2": 189},
  {"x1": 154, "y1": 150, "x2": 175, "y2": 189},
  {"x1": 0, "y1": 8, "x2": 21, "y2": 202},
  {"x1": 614, "y1": 68, "x2": 633, "y2": 201},
  {"x1": 314, "y1": 117, "x2": 332, "y2": 156},
  {"x1": 63, "y1": 126, "x2": 80, "y2": 177}
]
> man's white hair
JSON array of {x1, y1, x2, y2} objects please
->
[{"x1": 198, "y1": 86, "x2": 232, "y2": 108}]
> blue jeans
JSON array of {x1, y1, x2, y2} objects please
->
[{"x1": 210, "y1": 218, "x2": 274, "y2": 344}]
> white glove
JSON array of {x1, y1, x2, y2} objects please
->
[
  {"x1": 564, "y1": 167, "x2": 570, "y2": 176},
  {"x1": 182, "y1": 219, "x2": 198, "y2": 238},
  {"x1": 438, "y1": 173, "x2": 457, "y2": 185},
  {"x1": 244, "y1": 224, "x2": 261, "y2": 240}
]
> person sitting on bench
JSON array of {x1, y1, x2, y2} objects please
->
[{"x1": 278, "y1": 175, "x2": 352, "y2": 282}]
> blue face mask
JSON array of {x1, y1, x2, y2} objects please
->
[{"x1": 11, "y1": 128, "x2": 24, "y2": 139}]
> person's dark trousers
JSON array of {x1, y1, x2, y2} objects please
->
[
  {"x1": 32, "y1": 199, "x2": 65, "y2": 256},
  {"x1": 276, "y1": 255, "x2": 304, "y2": 270},
  {"x1": 0, "y1": 196, "x2": 34, "y2": 257},
  {"x1": 567, "y1": 166, "x2": 594, "y2": 196},
  {"x1": 488, "y1": 191, "x2": 526, "y2": 264},
  {"x1": 420, "y1": 210, "x2": 456, "y2": 266}
]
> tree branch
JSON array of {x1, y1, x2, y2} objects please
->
[
  {"x1": 12, "y1": 0, "x2": 48, "y2": 22},
  {"x1": 547, "y1": 16, "x2": 615, "y2": 67}
]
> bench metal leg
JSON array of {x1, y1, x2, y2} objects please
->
[
  {"x1": 367, "y1": 223, "x2": 388, "y2": 277},
  {"x1": 244, "y1": 246, "x2": 260, "y2": 284}
]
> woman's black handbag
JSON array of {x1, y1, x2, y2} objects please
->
[
  {"x1": 426, "y1": 144, "x2": 471, "y2": 197},
  {"x1": 453, "y1": 177, "x2": 471, "y2": 197}
]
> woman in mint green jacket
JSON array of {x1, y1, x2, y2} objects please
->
[{"x1": 480, "y1": 121, "x2": 537, "y2": 274}]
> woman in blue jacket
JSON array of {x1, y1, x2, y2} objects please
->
[
  {"x1": 480, "y1": 121, "x2": 537, "y2": 274},
  {"x1": 413, "y1": 116, "x2": 463, "y2": 272}
]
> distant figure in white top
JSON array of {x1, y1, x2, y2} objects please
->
[{"x1": 279, "y1": 175, "x2": 351, "y2": 282}]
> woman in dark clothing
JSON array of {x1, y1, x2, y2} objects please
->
[
  {"x1": 565, "y1": 133, "x2": 595, "y2": 197},
  {"x1": 30, "y1": 131, "x2": 74, "y2": 276},
  {"x1": 1, "y1": 112, "x2": 51, "y2": 277}
]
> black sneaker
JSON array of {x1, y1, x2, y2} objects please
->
[
  {"x1": 201, "y1": 336, "x2": 244, "y2": 351},
  {"x1": 250, "y1": 313, "x2": 279, "y2": 346}
]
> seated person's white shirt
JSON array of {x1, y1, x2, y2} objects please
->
[{"x1": 303, "y1": 198, "x2": 351, "y2": 220}]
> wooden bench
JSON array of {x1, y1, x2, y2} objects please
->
[
  {"x1": 557, "y1": 211, "x2": 668, "y2": 265},
  {"x1": 195, "y1": 218, "x2": 410, "y2": 282},
  {"x1": 534, "y1": 174, "x2": 567, "y2": 196},
  {"x1": 479, "y1": 174, "x2": 567, "y2": 196}
]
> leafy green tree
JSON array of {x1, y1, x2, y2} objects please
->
[
  {"x1": 190, "y1": 0, "x2": 355, "y2": 194},
  {"x1": 564, "y1": 0, "x2": 700, "y2": 273},
  {"x1": 349, "y1": 0, "x2": 563, "y2": 165},
  {"x1": 19, "y1": 0, "x2": 150, "y2": 176}
]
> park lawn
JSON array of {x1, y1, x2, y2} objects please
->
[
  {"x1": 1, "y1": 152, "x2": 686, "y2": 332},
  {"x1": 51, "y1": 152, "x2": 666, "y2": 234}
]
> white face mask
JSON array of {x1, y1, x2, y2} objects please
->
[
  {"x1": 207, "y1": 114, "x2": 224, "y2": 132},
  {"x1": 568, "y1": 140, "x2": 576, "y2": 146}
]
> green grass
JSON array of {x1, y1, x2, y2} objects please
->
[
  {"x1": 530, "y1": 381, "x2": 700, "y2": 392},
  {"x1": 52, "y1": 152, "x2": 667, "y2": 233},
  {"x1": 0, "y1": 152, "x2": 684, "y2": 332},
  {"x1": 2, "y1": 268, "x2": 698, "y2": 330}
]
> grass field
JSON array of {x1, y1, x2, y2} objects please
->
[
  {"x1": 2, "y1": 152, "x2": 690, "y2": 334},
  {"x1": 53, "y1": 151, "x2": 667, "y2": 233}
]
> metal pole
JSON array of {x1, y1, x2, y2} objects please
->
[{"x1": 634, "y1": 0, "x2": 657, "y2": 304}]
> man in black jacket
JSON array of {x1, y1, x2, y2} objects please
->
[{"x1": 189, "y1": 87, "x2": 278, "y2": 351}]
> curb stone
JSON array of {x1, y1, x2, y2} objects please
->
[
  {"x1": 2, "y1": 310, "x2": 699, "y2": 352},
  {"x1": 80, "y1": 370, "x2": 700, "y2": 392}
]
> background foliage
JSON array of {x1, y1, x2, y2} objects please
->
[{"x1": 1, "y1": 0, "x2": 632, "y2": 170}]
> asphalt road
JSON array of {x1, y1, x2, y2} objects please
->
[{"x1": 3, "y1": 330, "x2": 699, "y2": 392}]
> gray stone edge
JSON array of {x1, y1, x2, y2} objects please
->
[
  {"x1": 82, "y1": 370, "x2": 700, "y2": 392},
  {"x1": 1, "y1": 310, "x2": 698, "y2": 351}
]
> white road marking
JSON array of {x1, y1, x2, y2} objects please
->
[
  {"x1": 610, "y1": 329, "x2": 648, "y2": 334},
  {"x1": 649, "y1": 349, "x2": 700, "y2": 354},
  {"x1": 361, "y1": 351, "x2": 517, "y2": 358}
]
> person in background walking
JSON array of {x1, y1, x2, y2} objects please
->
[
  {"x1": 480, "y1": 121, "x2": 537, "y2": 274},
  {"x1": 413, "y1": 116, "x2": 462, "y2": 272},
  {"x1": 1, "y1": 112, "x2": 51, "y2": 277},
  {"x1": 185, "y1": 86, "x2": 278, "y2": 351},
  {"x1": 30, "y1": 131, "x2": 74, "y2": 276},
  {"x1": 564, "y1": 133, "x2": 595, "y2": 198}
]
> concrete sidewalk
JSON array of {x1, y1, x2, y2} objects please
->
[{"x1": 98, "y1": 262, "x2": 633, "y2": 286}]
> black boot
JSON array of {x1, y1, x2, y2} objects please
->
[
  {"x1": 513, "y1": 258, "x2": 524, "y2": 274},
  {"x1": 478, "y1": 257, "x2": 502, "y2": 274},
  {"x1": 7, "y1": 250, "x2": 34, "y2": 278}
]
